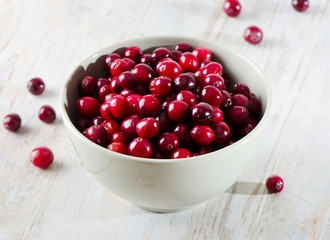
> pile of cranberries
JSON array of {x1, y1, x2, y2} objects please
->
[{"x1": 74, "y1": 43, "x2": 262, "y2": 159}]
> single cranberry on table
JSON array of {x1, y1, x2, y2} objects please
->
[
  {"x1": 167, "y1": 100, "x2": 190, "y2": 123},
  {"x1": 107, "y1": 142, "x2": 128, "y2": 154},
  {"x1": 30, "y1": 146, "x2": 54, "y2": 169},
  {"x1": 38, "y1": 105, "x2": 56, "y2": 123},
  {"x1": 123, "y1": 46, "x2": 143, "y2": 63},
  {"x1": 136, "y1": 117, "x2": 159, "y2": 139},
  {"x1": 190, "y1": 125, "x2": 215, "y2": 146},
  {"x1": 266, "y1": 175, "x2": 284, "y2": 193},
  {"x1": 244, "y1": 26, "x2": 263, "y2": 45},
  {"x1": 3, "y1": 113, "x2": 21, "y2": 132},
  {"x1": 27, "y1": 77, "x2": 45, "y2": 95},
  {"x1": 223, "y1": 0, "x2": 241, "y2": 17},
  {"x1": 292, "y1": 0, "x2": 309, "y2": 12},
  {"x1": 171, "y1": 148, "x2": 192, "y2": 159},
  {"x1": 191, "y1": 102, "x2": 214, "y2": 125},
  {"x1": 158, "y1": 132, "x2": 180, "y2": 154},
  {"x1": 83, "y1": 125, "x2": 108, "y2": 147},
  {"x1": 76, "y1": 96, "x2": 101, "y2": 118},
  {"x1": 128, "y1": 137, "x2": 153, "y2": 158},
  {"x1": 192, "y1": 47, "x2": 212, "y2": 63}
]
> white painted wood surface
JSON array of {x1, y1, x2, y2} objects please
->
[{"x1": 0, "y1": 0, "x2": 329, "y2": 239}]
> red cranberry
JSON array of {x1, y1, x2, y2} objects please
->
[
  {"x1": 79, "y1": 76, "x2": 97, "y2": 96},
  {"x1": 191, "y1": 102, "x2": 214, "y2": 125},
  {"x1": 120, "y1": 88, "x2": 135, "y2": 98},
  {"x1": 194, "y1": 68, "x2": 204, "y2": 86},
  {"x1": 152, "y1": 47, "x2": 171, "y2": 62},
  {"x1": 75, "y1": 118, "x2": 91, "y2": 132},
  {"x1": 126, "y1": 94, "x2": 142, "y2": 115},
  {"x1": 107, "y1": 142, "x2": 128, "y2": 154},
  {"x1": 131, "y1": 63, "x2": 155, "y2": 86},
  {"x1": 192, "y1": 47, "x2": 212, "y2": 63},
  {"x1": 238, "y1": 118, "x2": 257, "y2": 138},
  {"x1": 123, "y1": 46, "x2": 143, "y2": 63},
  {"x1": 212, "y1": 106, "x2": 224, "y2": 122},
  {"x1": 138, "y1": 94, "x2": 161, "y2": 117},
  {"x1": 128, "y1": 137, "x2": 153, "y2": 158},
  {"x1": 100, "y1": 102, "x2": 114, "y2": 120},
  {"x1": 156, "y1": 59, "x2": 183, "y2": 80},
  {"x1": 179, "y1": 52, "x2": 199, "y2": 72},
  {"x1": 223, "y1": 0, "x2": 241, "y2": 17},
  {"x1": 190, "y1": 125, "x2": 215, "y2": 146},
  {"x1": 156, "y1": 112, "x2": 174, "y2": 132},
  {"x1": 104, "y1": 53, "x2": 121, "y2": 71},
  {"x1": 91, "y1": 115, "x2": 104, "y2": 126},
  {"x1": 176, "y1": 90, "x2": 197, "y2": 107},
  {"x1": 220, "y1": 90, "x2": 232, "y2": 109},
  {"x1": 226, "y1": 106, "x2": 249, "y2": 126},
  {"x1": 292, "y1": 0, "x2": 309, "y2": 12},
  {"x1": 149, "y1": 76, "x2": 173, "y2": 97},
  {"x1": 30, "y1": 146, "x2": 54, "y2": 168},
  {"x1": 140, "y1": 53, "x2": 156, "y2": 67},
  {"x1": 170, "y1": 50, "x2": 182, "y2": 62},
  {"x1": 247, "y1": 94, "x2": 261, "y2": 118},
  {"x1": 232, "y1": 94, "x2": 249, "y2": 108},
  {"x1": 158, "y1": 132, "x2": 180, "y2": 154},
  {"x1": 203, "y1": 74, "x2": 225, "y2": 90},
  {"x1": 232, "y1": 83, "x2": 251, "y2": 98},
  {"x1": 175, "y1": 43, "x2": 192, "y2": 53},
  {"x1": 200, "y1": 86, "x2": 223, "y2": 107},
  {"x1": 109, "y1": 77, "x2": 123, "y2": 93},
  {"x1": 118, "y1": 71, "x2": 138, "y2": 89},
  {"x1": 27, "y1": 77, "x2": 45, "y2": 95},
  {"x1": 101, "y1": 119, "x2": 120, "y2": 138},
  {"x1": 98, "y1": 85, "x2": 112, "y2": 102},
  {"x1": 200, "y1": 59, "x2": 212, "y2": 68},
  {"x1": 173, "y1": 123, "x2": 192, "y2": 146},
  {"x1": 167, "y1": 100, "x2": 190, "y2": 123},
  {"x1": 38, "y1": 105, "x2": 56, "y2": 123},
  {"x1": 244, "y1": 26, "x2": 263, "y2": 44},
  {"x1": 171, "y1": 148, "x2": 192, "y2": 159},
  {"x1": 196, "y1": 145, "x2": 214, "y2": 155},
  {"x1": 83, "y1": 125, "x2": 108, "y2": 147},
  {"x1": 136, "y1": 117, "x2": 159, "y2": 138},
  {"x1": 110, "y1": 132, "x2": 129, "y2": 145},
  {"x1": 211, "y1": 121, "x2": 231, "y2": 146},
  {"x1": 104, "y1": 93, "x2": 118, "y2": 102},
  {"x1": 173, "y1": 73, "x2": 197, "y2": 92},
  {"x1": 97, "y1": 78, "x2": 110, "y2": 90},
  {"x1": 202, "y1": 62, "x2": 223, "y2": 78},
  {"x1": 110, "y1": 58, "x2": 133, "y2": 77},
  {"x1": 109, "y1": 95, "x2": 129, "y2": 119},
  {"x1": 266, "y1": 175, "x2": 284, "y2": 193},
  {"x1": 3, "y1": 113, "x2": 21, "y2": 132},
  {"x1": 120, "y1": 115, "x2": 140, "y2": 140}
]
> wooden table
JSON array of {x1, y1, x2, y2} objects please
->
[{"x1": 1, "y1": 0, "x2": 329, "y2": 239}]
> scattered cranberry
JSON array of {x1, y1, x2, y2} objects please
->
[
  {"x1": 292, "y1": 0, "x2": 309, "y2": 12},
  {"x1": 136, "y1": 117, "x2": 159, "y2": 139},
  {"x1": 128, "y1": 137, "x2": 153, "y2": 158},
  {"x1": 223, "y1": 0, "x2": 241, "y2": 17},
  {"x1": 107, "y1": 142, "x2": 128, "y2": 154},
  {"x1": 27, "y1": 78, "x2": 45, "y2": 95},
  {"x1": 83, "y1": 125, "x2": 108, "y2": 147},
  {"x1": 3, "y1": 113, "x2": 21, "y2": 132},
  {"x1": 244, "y1": 26, "x2": 263, "y2": 45},
  {"x1": 266, "y1": 175, "x2": 284, "y2": 193},
  {"x1": 38, "y1": 105, "x2": 56, "y2": 123},
  {"x1": 30, "y1": 146, "x2": 54, "y2": 168},
  {"x1": 171, "y1": 148, "x2": 192, "y2": 159}
]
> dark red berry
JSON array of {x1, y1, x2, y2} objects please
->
[
  {"x1": 27, "y1": 78, "x2": 45, "y2": 95},
  {"x1": 203, "y1": 74, "x2": 225, "y2": 90},
  {"x1": 30, "y1": 146, "x2": 54, "y2": 168},
  {"x1": 173, "y1": 123, "x2": 192, "y2": 146},
  {"x1": 173, "y1": 73, "x2": 197, "y2": 92},
  {"x1": 190, "y1": 125, "x2": 215, "y2": 146},
  {"x1": 107, "y1": 142, "x2": 128, "y2": 154},
  {"x1": 76, "y1": 96, "x2": 101, "y2": 118},
  {"x1": 247, "y1": 94, "x2": 261, "y2": 118},
  {"x1": 226, "y1": 106, "x2": 249, "y2": 126},
  {"x1": 232, "y1": 83, "x2": 251, "y2": 98},
  {"x1": 232, "y1": 94, "x2": 249, "y2": 108},
  {"x1": 123, "y1": 46, "x2": 143, "y2": 63},
  {"x1": 97, "y1": 78, "x2": 110, "y2": 90},
  {"x1": 110, "y1": 132, "x2": 129, "y2": 145},
  {"x1": 170, "y1": 50, "x2": 182, "y2": 62},
  {"x1": 171, "y1": 148, "x2": 192, "y2": 159},
  {"x1": 156, "y1": 112, "x2": 174, "y2": 132},
  {"x1": 136, "y1": 117, "x2": 159, "y2": 138},
  {"x1": 138, "y1": 94, "x2": 161, "y2": 117},
  {"x1": 131, "y1": 63, "x2": 156, "y2": 86},
  {"x1": 91, "y1": 115, "x2": 104, "y2": 126},
  {"x1": 120, "y1": 115, "x2": 141, "y2": 140},
  {"x1": 220, "y1": 90, "x2": 232, "y2": 109},
  {"x1": 191, "y1": 102, "x2": 214, "y2": 125},
  {"x1": 238, "y1": 118, "x2": 257, "y2": 138},
  {"x1": 3, "y1": 113, "x2": 21, "y2": 132},
  {"x1": 167, "y1": 100, "x2": 190, "y2": 123},
  {"x1": 140, "y1": 54, "x2": 156, "y2": 67},
  {"x1": 126, "y1": 94, "x2": 142, "y2": 115},
  {"x1": 266, "y1": 175, "x2": 284, "y2": 193},
  {"x1": 38, "y1": 105, "x2": 56, "y2": 123},
  {"x1": 83, "y1": 125, "x2": 108, "y2": 147},
  {"x1": 158, "y1": 132, "x2": 180, "y2": 154},
  {"x1": 118, "y1": 71, "x2": 138, "y2": 89},
  {"x1": 75, "y1": 118, "x2": 91, "y2": 132},
  {"x1": 152, "y1": 47, "x2": 171, "y2": 62},
  {"x1": 223, "y1": 0, "x2": 241, "y2": 17},
  {"x1": 175, "y1": 43, "x2": 192, "y2": 53},
  {"x1": 292, "y1": 0, "x2": 309, "y2": 12},
  {"x1": 79, "y1": 76, "x2": 97, "y2": 96},
  {"x1": 211, "y1": 121, "x2": 231, "y2": 146},
  {"x1": 128, "y1": 137, "x2": 153, "y2": 158},
  {"x1": 100, "y1": 102, "x2": 114, "y2": 120},
  {"x1": 244, "y1": 26, "x2": 263, "y2": 44},
  {"x1": 98, "y1": 85, "x2": 112, "y2": 102},
  {"x1": 104, "y1": 53, "x2": 121, "y2": 71}
]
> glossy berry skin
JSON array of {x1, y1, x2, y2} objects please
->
[
  {"x1": 100, "y1": 102, "x2": 114, "y2": 120},
  {"x1": 191, "y1": 102, "x2": 214, "y2": 125},
  {"x1": 176, "y1": 90, "x2": 197, "y2": 107},
  {"x1": 167, "y1": 100, "x2": 190, "y2": 123},
  {"x1": 223, "y1": 0, "x2": 241, "y2": 17},
  {"x1": 156, "y1": 112, "x2": 174, "y2": 133},
  {"x1": 27, "y1": 78, "x2": 45, "y2": 95},
  {"x1": 126, "y1": 94, "x2": 142, "y2": 115},
  {"x1": 211, "y1": 121, "x2": 231, "y2": 146},
  {"x1": 83, "y1": 125, "x2": 108, "y2": 147},
  {"x1": 97, "y1": 77, "x2": 110, "y2": 90},
  {"x1": 131, "y1": 63, "x2": 155, "y2": 86},
  {"x1": 3, "y1": 113, "x2": 21, "y2": 132},
  {"x1": 110, "y1": 58, "x2": 134, "y2": 77},
  {"x1": 175, "y1": 43, "x2": 192, "y2": 53},
  {"x1": 138, "y1": 94, "x2": 161, "y2": 117},
  {"x1": 173, "y1": 73, "x2": 197, "y2": 92},
  {"x1": 149, "y1": 76, "x2": 173, "y2": 97},
  {"x1": 101, "y1": 119, "x2": 120, "y2": 138},
  {"x1": 202, "y1": 62, "x2": 223, "y2": 78},
  {"x1": 128, "y1": 137, "x2": 153, "y2": 158},
  {"x1": 226, "y1": 106, "x2": 249, "y2": 126},
  {"x1": 190, "y1": 125, "x2": 215, "y2": 146},
  {"x1": 120, "y1": 115, "x2": 141, "y2": 140},
  {"x1": 232, "y1": 94, "x2": 249, "y2": 108},
  {"x1": 203, "y1": 74, "x2": 225, "y2": 90},
  {"x1": 266, "y1": 175, "x2": 284, "y2": 193},
  {"x1": 248, "y1": 94, "x2": 262, "y2": 118},
  {"x1": 244, "y1": 26, "x2": 263, "y2": 44},
  {"x1": 76, "y1": 96, "x2": 101, "y2": 118},
  {"x1": 292, "y1": 0, "x2": 309, "y2": 12},
  {"x1": 38, "y1": 105, "x2": 56, "y2": 123},
  {"x1": 157, "y1": 132, "x2": 180, "y2": 154},
  {"x1": 30, "y1": 146, "x2": 54, "y2": 168},
  {"x1": 140, "y1": 54, "x2": 156, "y2": 67},
  {"x1": 152, "y1": 47, "x2": 171, "y2": 62},
  {"x1": 170, "y1": 50, "x2": 182, "y2": 62},
  {"x1": 123, "y1": 46, "x2": 143, "y2": 63},
  {"x1": 156, "y1": 59, "x2": 183, "y2": 80},
  {"x1": 136, "y1": 117, "x2": 159, "y2": 138},
  {"x1": 232, "y1": 83, "x2": 251, "y2": 98},
  {"x1": 212, "y1": 106, "x2": 224, "y2": 122},
  {"x1": 91, "y1": 116, "x2": 104, "y2": 126},
  {"x1": 192, "y1": 47, "x2": 212, "y2": 63},
  {"x1": 173, "y1": 123, "x2": 192, "y2": 146},
  {"x1": 220, "y1": 90, "x2": 232, "y2": 109},
  {"x1": 104, "y1": 53, "x2": 121, "y2": 71},
  {"x1": 107, "y1": 142, "x2": 128, "y2": 154},
  {"x1": 109, "y1": 95, "x2": 129, "y2": 119},
  {"x1": 98, "y1": 85, "x2": 112, "y2": 102},
  {"x1": 109, "y1": 77, "x2": 123, "y2": 93},
  {"x1": 200, "y1": 86, "x2": 223, "y2": 107},
  {"x1": 118, "y1": 71, "x2": 138, "y2": 89},
  {"x1": 79, "y1": 76, "x2": 97, "y2": 96},
  {"x1": 171, "y1": 148, "x2": 192, "y2": 159},
  {"x1": 179, "y1": 52, "x2": 199, "y2": 72},
  {"x1": 238, "y1": 118, "x2": 257, "y2": 138},
  {"x1": 110, "y1": 132, "x2": 129, "y2": 145}
]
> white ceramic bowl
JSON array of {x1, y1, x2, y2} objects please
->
[{"x1": 60, "y1": 36, "x2": 271, "y2": 212}]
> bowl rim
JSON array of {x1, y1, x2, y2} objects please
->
[{"x1": 59, "y1": 35, "x2": 272, "y2": 165}]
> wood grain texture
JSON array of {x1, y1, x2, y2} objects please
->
[{"x1": 0, "y1": 0, "x2": 329, "y2": 239}]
